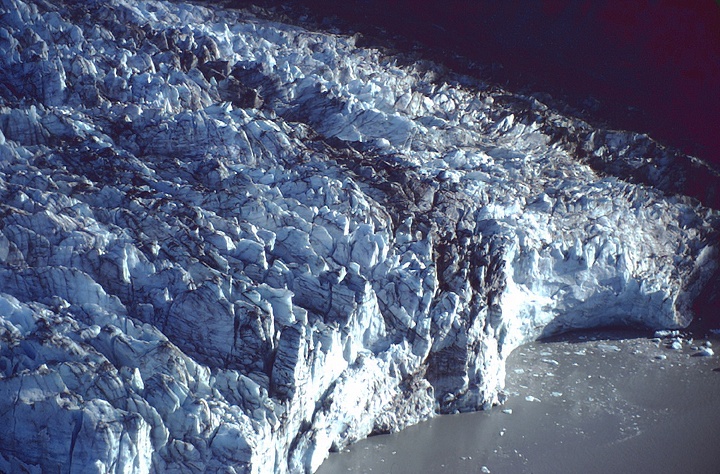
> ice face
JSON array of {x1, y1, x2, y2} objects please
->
[{"x1": 0, "y1": 0, "x2": 717, "y2": 472}]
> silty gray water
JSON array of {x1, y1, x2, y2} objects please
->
[{"x1": 318, "y1": 330, "x2": 720, "y2": 474}]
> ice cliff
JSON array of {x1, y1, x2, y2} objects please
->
[{"x1": 0, "y1": 0, "x2": 718, "y2": 472}]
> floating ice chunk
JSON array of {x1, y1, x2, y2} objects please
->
[
  {"x1": 597, "y1": 343, "x2": 621, "y2": 352},
  {"x1": 693, "y1": 347, "x2": 714, "y2": 357},
  {"x1": 669, "y1": 341, "x2": 683, "y2": 351}
]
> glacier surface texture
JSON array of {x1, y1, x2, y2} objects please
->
[{"x1": 0, "y1": 0, "x2": 718, "y2": 472}]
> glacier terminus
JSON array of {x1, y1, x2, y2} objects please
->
[{"x1": 0, "y1": 0, "x2": 718, "y2": 472}]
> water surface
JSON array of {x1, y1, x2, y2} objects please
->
[{"x1": 318, "y1": 330, "x2": 720, "y2": 473}]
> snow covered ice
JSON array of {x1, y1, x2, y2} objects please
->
[{"x1": 0, "y1": 0, "x2": 718, "y2": 472}]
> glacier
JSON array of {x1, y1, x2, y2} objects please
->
[{"x1": 0, "y1": 0, "x2": 718, "y2": 472}]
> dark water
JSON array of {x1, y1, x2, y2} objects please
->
[{"x1": 318, "y1": 330, "x2": 720, "y2": 474}]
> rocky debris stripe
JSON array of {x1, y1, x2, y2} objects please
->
[{"x1": 0, "y1": 0, "x2": 717, "y2": 472}]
